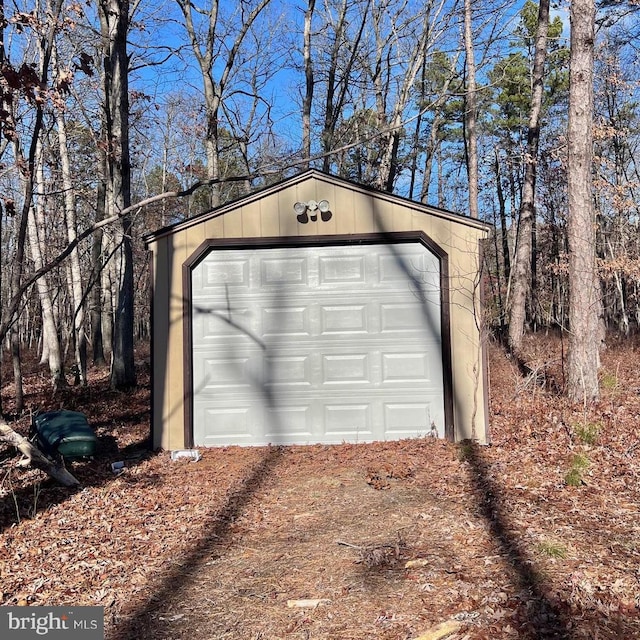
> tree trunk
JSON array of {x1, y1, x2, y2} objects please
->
[
  {"x1": 101, "y1": 245, "x2": 115, "y2": 364},
  {"x1": 99, "y1": 0, "x2": 136, "y2": 389},
  {"x1": 463, "y1": 0, "x2": 479, "y2": 219},
  {"x1": 0, "y1": 418, "x2": 80, "y2": 487},
  {"x1": 27, "y1": 202, "x2": 64, "y2": 385},
  {"x1": 111, "y1": 224, "x2": 136, "y2": 389},
  {"x1": 302, "y1": 0, "x2": 315, "y2": 167},
  {"x1": 0, "y1": 198, "x2": 3, "y2": 415},
  {"x1": 11, "y1": 326, "x2": 23, "y2": 414},
  {"x1": 1, "y1": 0, "x2": 63, "y2": 407},
  {"x1": 437, "y1": 144, "x2": 445, "y2": 208},
  {"x1": 531, "y1": 214, "x2": 538, "y2": 330},
  {"x1": 90, "y1": 155, "x2": 107, "y2": 366},
  {"x1": 494, "y1": 148, "x2": 511, "y2": 284},
  {"x1": 54, "y1": 43, "x2": 87, "y2": 385},
  {"x1": 29, "y1": 142, "x2": 66, "y2": 387},
  {"x1": 375, "y1": 6, "x2": 432, "y2": 192},
  {"x1": 566, "y1": 0, "x2": 600, "y2": 403},
  {"x1": 408, "y1": 103, "x2": 423, "y2": 200},
  {"x1": 508, "y1": 0, "x2": 550, "y2": 353}
]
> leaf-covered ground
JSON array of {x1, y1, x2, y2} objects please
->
[{"x1": 1, "y1": 336, "x2": 640, "y2": 639}]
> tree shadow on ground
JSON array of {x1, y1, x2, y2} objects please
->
[
  {"x1": 464, "y1": 441, "x2": 573, "y2": 640},
  {"x1": 107, "y1": 445, "x2": 284, "y2": 639}
]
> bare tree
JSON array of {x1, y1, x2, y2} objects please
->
[
  {"x1": 566, "y1": 0, "x2": 600, "y2": 402},
  {"x1": 28, "y1": 139, "x2": 65, "y2": 388},
  {"x1": 463, "y1": 0, "x2": 479, "y2": 219},
  {"x1": 51, "y1": 42, "x2": 88, "y2": 385},
  {"x1": 318, "y1": 0, "x2": 370, "y2": 173},
  {"x1": 302, "y1": 0, "x2": 315, "y2": 167},
  {"x1": 175, "y1": 0, "x2": 272, "y2": 208},
  {"x1": 332, "y1": 0, "x2": 454, "y2": 192},
  {"x1": 374, "y1": 3, "x2": 437, "y2": 192},
  {"x1": 1, "y1": 0, "x2": 65, "y2": 409},
  {"x1": 99, "y1": 0, "x2": 136, "y2": 389},
  {"x1": 508, "y1": 0, "x2": 551, "y2": 354}
]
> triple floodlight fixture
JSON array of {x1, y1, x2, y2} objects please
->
[{"x1": 293, "y1": 199, "x2": 332, "y2": 224}]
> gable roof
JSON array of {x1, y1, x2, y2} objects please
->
[{"x1": 143, "y1": 169, "x2": 491, "y2": 245}]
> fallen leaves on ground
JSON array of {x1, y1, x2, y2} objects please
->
[{"x1": 1, "y1": 336, "x2": 640, "y2": 639}]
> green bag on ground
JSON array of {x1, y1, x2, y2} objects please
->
[{"x1": 33, "y1": 410, "x2": 98, "y2": 460}]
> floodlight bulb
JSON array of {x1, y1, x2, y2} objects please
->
[
  {"x1": 293, "y1": 202, "x2": 307, "y2": 214},
  {"x1": 318, "y1": 200, "x2": 330, "y2": 213}
]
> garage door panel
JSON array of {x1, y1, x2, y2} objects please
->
[
  {"x1": 194, "y1": 306, "x2": 255, "y2": 340},
  {"x1": 378, "y1": 253, "x2": 422, "y2": 283},
  {"x1": 380, "y1": 302, "x2": 438, "y2": 334},
  {"x1": 378, "y1": 250, "x2": 438, "y2": 284},
  {"x1": 323, "y1": 403, "x2": 372, "y2": 438},
  {"x1": 261, "y1": 256, "x2": 309, "y2": 287},
  {"x1": 191, "y1": 243, "x2": 445, "y2": 446},
  {"x1": 199, "y1": 258, "x2": 250, "y2": 289},
  {"x1": 318, "y1": 254, "x2": 366, "y2": 285},
  {"x1": 319, "y1": 304, "x2": 368, "y2": 334},
  {"x1": 262, "y1": 305, "x2": 311, "y2": 337},
  {"x1": 382, "y1": 352, "x2": 434, "y2": 384},
  {"x1": 383, "y1": 400, "x2": 442, "y2": 437},
  {"x1": 195, "y1": 296, "x2": 439, "y2": 341},
  {"x1": 194, "y1": 404, "x2": 255, "y2": 445},
  {"x1": 264, "y1": 405, "x2": 313, "y2": 440},
  {"x1": 196, "y1": 355, "x2": 255, "y2": 390},
  {"x1": 265, "y1": 354, "x2": 313, "y2": 388},
  {"x1": 321, "y1": 353, "x2": 371, "y2": 384}
]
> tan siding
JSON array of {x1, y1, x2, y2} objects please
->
[
  {"x1": 371, "y1": 196, "x2": 389, "y2": 233},
  {"x1": 334, "y1": 186, "x2": 355, "y2": 234},
  {"x1": 298, "y1": 220, "x2": 318, "y2": 236},
  {"x1": 296, "y1": 178, "x2": 318, "y2": 207},
  {"x1": 354, "y1": 192, "x2": 377, "y2": 233},
  {"x1": 413, "y1": 211, "x2": 433, "y2": 237},
  {"x1": 241, "y1": 203, "x2": 261, "y2": 237},
  {"x1": 429, "y1": 218, "x2": 453, "y2": 253},
  {"x1": 447, "y1": 238, "x2": 484, "y2": 441},
  {"x1": 204, "y1": 215, "x2": 224, "y2": 239},
  {"x1": 320, "y1": 184, "x2": 338, "y2": 235},
  {"x1": 223, "y1": 207, "x2": 243, "y2": 237},
  {"x1": 389, "y1": 203, "x2": 406, "y2": 232},
  {"x1": 260, "y1": 195, "x2": 279, "y2": 236},
  {"x1": 279, "y1": 190, "x2": 301, "y2": 237},
  {"x1": 166, "y1": 236, "x2": 188, "y2": 450}
]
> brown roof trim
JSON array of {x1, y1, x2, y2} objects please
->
[
  {"x1": 182, "y1": 230, "x2": 455, "y2": 446},
  {"x1": 146, "y1": 169, "x2": 491, "y2": 246}
]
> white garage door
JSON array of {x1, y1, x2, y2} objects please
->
[{"x1": 191, "y1": 242, "x2": 444, "y2": 446}]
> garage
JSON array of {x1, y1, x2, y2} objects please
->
[
  {"x1": 190, "y1": 240, "x2": 446, "y2": 446},
  {"x1": 145, "y1": 169, "x2": 491, "y2": 449}
]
